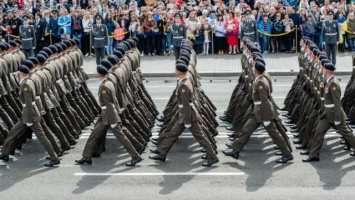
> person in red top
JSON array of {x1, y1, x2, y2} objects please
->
[{"x1": 224, "y1": 11, "x2": 239, "y2": 55}]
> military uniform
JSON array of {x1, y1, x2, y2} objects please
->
[
  {"x1": 171, "y1": 13, "x2": 186, "y2": 60},
  {"x1": 240, "y1": 11, "x2": 258, "y2": 43},
  {"x1": 91, "y1": 16, "x2": 108, "y2": 64},
  {"x1": 20, "y1": 19, "x2": 36, "y2": 59},
  {"x1": 321, "y1": 11, "x2": 339, "y2": 65},
  {"x1": 0, "y1": 66, "x2": 60, "y2": 167}
]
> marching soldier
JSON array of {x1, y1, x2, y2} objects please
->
[
  {"x1": 149, "y1": 62, "x2": 219, "y2": 167},
  {"x1": 0, "y1": 66, "x2": 60, "y2": 167},
  {"x1": 75, "y1": 66, "x2": 143, "y2": 166},
  {"x1": 20, "y1": 16, "x2": 36, "y2": 59},
  {"x1": 223, "y1": 60, "x2": 294, "y2": 164},
  {"x1": 321, "y1": 10, "x2": 339, "y2": 66},
  {"x1": 171, "y1": 13, "x2": 186, "y2": 60},
  {"x1": 303, "y1": 62, "x2": 355, "y2": 162},
  {"x1": 91, "y1": 15, "x2": 108, "y2": 65}
]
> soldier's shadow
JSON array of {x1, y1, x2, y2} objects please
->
[
  {"x1": 72, "y1": 144, "x2": 132, "y2": 194},
  {"x1": 225, "y1": 137, "x2": 289, "y2": 192},
  {"x1": 151, "y1": 138, "x2": 215, "y2": 195},
  {"x1": 0, "y1": 151, "x2": 56, "y2": 192},
  {"x1": 308, "y1": 137, "x2": 355, "y2": 190}
]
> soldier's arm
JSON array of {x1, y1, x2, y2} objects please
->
[
  {"x1": 23, "y1": 83, "x2": 34, "y2": 123},
  {"x1": 336, "y1": 21, "x2": 340, "y2": 42},
  {"x1": 101, "y1": 85, "x2": 119, "y2": 125},
  {"x1": 180, "y1": 84, "x2": 192, "y2": 125},
  {"x1": 330, "y1": 82, "x2": 342, "y2": 123},
  {"x1": 257, "y1": 81, "x2": 272, "y2": 122}
]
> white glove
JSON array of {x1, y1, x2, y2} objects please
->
[
  {"x1": 322, "y1": 42, "x2": 325, "y2": 46},
  {"x1": 334, "y1": 121, "x2": 341, "y2": 125},
  {"x1": 26, "y1": 123, "x2": 33, "y2": 127},
  {"x1": 254, "y1": 42, "x2": 258, "y2": 46},
  {"x1": 105, "y1": 46, "x2": 108, "y2": 48},
  {"x1": 92, "y1": 46, "x2": 94, "y2": 49},
  {"x1": 336, "y1": 42, "x2": 339, "y2": 45},
  {"x1": 111, "y1": 123, "x2": 117, "y2": 128},
  {"x1": 32, "y1": 47, "x2": 35, "y2": 50},
  {"x1": 185, "y1": 124, "x2": 191, "y2": 129},
  {"x1": 263, "y1": 121, "x2": 270, "y2": 127}
]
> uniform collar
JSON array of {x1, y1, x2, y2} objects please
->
[{"x1": 326, "y1": 75, "x2": 334, "y2": 83}]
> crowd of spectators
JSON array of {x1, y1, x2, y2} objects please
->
[{"x1": 0, "y1": 0, "x2": 354, "y2": 56}]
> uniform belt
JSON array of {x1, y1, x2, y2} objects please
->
[
  {"x1": 36, "y1": 96, "x2": 40, "y2": 100},
  {"x1": 245, "y1": 75, "x2": 249, "y2": 78},
  {"x1": 22, "y1": 38, "x2": 33, "y2": 41},
  {"x1": 101, "y1": 106, "x2": 107, "y2": 109},
  {"x1": 173, "y1": 36, "x2": 183, "y2": 39},
  {"x1": 178, "y1": 103, "x2": 194, "y2": 108},
  {"x1": 244, "y1": 32, "x2": 255, "y2": 35},
  {"x1": 254, "y1": 101, "x2": 261, "y2": 105},
  {"x1": 320, "y1": 97, "x2": 324, "y2": 100},
  {"x1": 325, "y1": 104, "x2": 334, "y2": 108},
  {"x1": 22, "y1": 101, "x2": 36, "y2": 107},
  {"x1": 325, "y1": 33, "x2": 337, "y2": 36},
  {"x1": 56, "y1": 79, "x2": 63, "y2": 84},
  {"x1": 94, "y1": 37, "x2": 105, "y2": 40}
]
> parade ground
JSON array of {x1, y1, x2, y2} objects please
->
[{"x1": 1, "y1": 54, "x2": 355, "y2": 199}]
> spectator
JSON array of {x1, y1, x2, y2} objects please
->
[
  {"x1": 104, "y1": 13, "x2": 115, "y2": 54},
  {"x1": 113, "y1": 22, "x2": 124, "y2": 46},
  {"x1": 214, "y1": 14, "x2": 227, "y2": 54},
  {"x1": 195, "y1": 23, "x2": 204, "y2": 54},
  {"x1": 282, "y1": 13, "x2": 294, "y2": 53},
  {"x1": 302, "y1": 15, "x2": 317, "y2": 41},
  {"x1": 82, "y1": 10, "x2": 93, "y2": 56},
  {"x1": 337, "y1": 10, "x2": 346, "y2": 52},
  {"x1": 143, "y1": 11, "x2": 157, "y2": 56},
  {"x1": 258, "y1": 14, "x2": 272, "y2": 55},
  {"x1": 224, "y1": 10, "x2": 239, "y2": 54},
  {"x1": 71, "y1": 10, "x2": 83, "y2": 49},
  {"x1": 58, "y1": 9, "x2": 71, "y2": 39},
  {"x1": 272, "y1": 13, "x2": 284, "y2": 53},
  {"x1": 347, "y1": 13, "x2": 355, "y2": 51},
  {"x1": 202, "y1": 18, "x2": 212, "y2": 55},
  {"x1": 135, "y1": 19, "x2": 145, "y2": 56}
]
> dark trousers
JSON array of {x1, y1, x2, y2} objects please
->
[
  {"x1": 157, "y1": 120, "x2": 217, "y2": 160},
  {"x1": 145, "y1": 35, "x2": 156, "y2": 54},
  {"x1": 310, "y1": 117, "x2": 355, "y2": 158},
  {"x1": 231, "y1": 115, "x2": 292, "y2": 157},
  {"x1": 82, "y1": 118, "x2": 140, "y2": 160},
  {"x1": 22, "y1": 49, "x2": 34, "y2": 59},
  {"x1": 2, "y1": 121, "x2": 59, "y2": 161},
  {"x1": 173, "y1": 46, "x2": 181, "y2": 60},
  {"x1": 94, "y1": 47, "x2": 105, "y2": 65},
  {"x1": 325, "y1": 43, "x2": 337, "y2": 65}
]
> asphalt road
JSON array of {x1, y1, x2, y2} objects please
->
[{"x1": 1, "y1": 76, "x2": 355, "y2": 200}]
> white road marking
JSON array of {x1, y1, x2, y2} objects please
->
[{"x1": 74, "y1": 172, "x2": 245, "y2": 176}]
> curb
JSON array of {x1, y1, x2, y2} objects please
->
[{"x1": 86, "y1": 71, "x2": 353, "y2": 78}]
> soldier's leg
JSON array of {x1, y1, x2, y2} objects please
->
[
  {"x1": 265, "y1": 121, "x2": 292, "y2": 156},
  {"x1": 51, "y1": 108, "x2": 77, "y2": 138},
  {"x1": 331, "y1": 44, "x2": 337, "y2": 65},
  {"x1": 5, "y1": 94, "x2": 22, "y2": 118},
  {"x1": 56, "y1": 106, "x2": 81, "y2": 133},
  {"x1": 335, "y1": 121, "x2": 355, "y2": 149},
  {"x1": 11, "y1": 91, "x2": 22, "y2": 110},
  {"x1": 157, "y1": 121, "x2": 185, "y2": 155},
  {"x1": 0, "y1": 104, "x2": 14, "y2": 129},
  {"x1": 1, "y1": 121, "x2": 28, "y2": 155},
  {"x1": 81, "y1": 82, "x2": 101, "y2": 113},
  {"x1": 40, "y1": 118, "x2": 63, "y2": 154},
  {"x1": 94, "y1": 48, "x2": 101, "y2": 65},
  {"x1": 190, "y1": 121, "x2": 218, "y2": 159},
  {"x1": 325, "y1": 44, "x2": 331, "y2": 63},
  {"x1": 309, "y1": 117, "x2": 332, "y2": 158},
  {"x1": 79, "y1": 85, "x2": 100, "y2": 115},
  {"x1": 44, "y1": 110, "x2": 75, "y2": 146},
  {"x1": 111, "y1": 125, "x2": 141, "y2": 160},
  {"x1": 82, "y1": 119, "x2": 109, "y2": 158},
  {"x1": 0, "y1": 95, "x2": 20, "y2": 122},
  {"x1": 31, "y1": 122, "x2": 60, "y2": 161},
  {"x1": 231, "y1": 115, "x2": 260, "y2": 152},
  {"x1": 174, "y1": 46, "x2": 180, "y2": 60}
]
